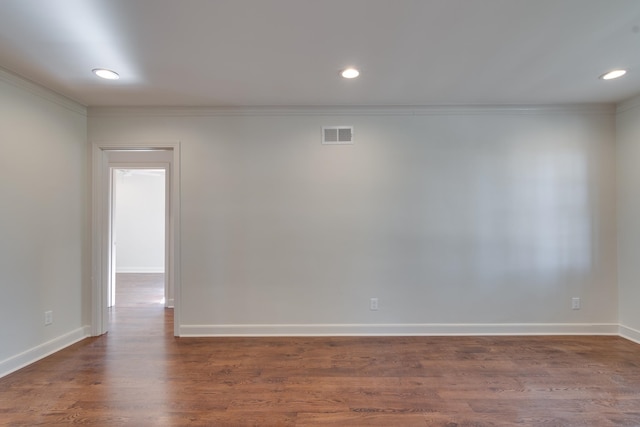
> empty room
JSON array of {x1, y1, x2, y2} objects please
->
[{"x1": 1, "y1": 0, "x2": 640, "y2": 425}]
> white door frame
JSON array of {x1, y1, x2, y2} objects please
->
[{"x1": 91, "y1": 141, "x2": 181, "y2": 336}]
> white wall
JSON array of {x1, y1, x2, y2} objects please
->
[
  {"x1": 0, "y1": 69, "x2": 88, "y2": 376},
  {"x1": 89, "y1": 106, "x2": 618, "y2": 336},
  {"x1": 114, "y1": 170, "x2": 165, "y2": 273},
  {"x1": 0, "y1": 70, "x2": 626, "y2": 375},
  {"x1": 616, "y1": 95, "x2": 640, "y2": 342}
]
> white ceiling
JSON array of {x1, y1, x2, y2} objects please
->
[{"x1": 1, "y1": 0, "x2": 639, "y2": 107}]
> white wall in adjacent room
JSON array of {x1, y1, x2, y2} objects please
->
[
  {"x1": 616, "y1": 95, "x2": 640, "y2": 341},
  {"x1": 0, "y1": 69, "x2": 88, "y2": 374},
  {"x1": 88, "y1": 106, "x2": 618, "y2": 335},
  {"x1": 114, "y1": 169, "x2": 165, "y2": 273}
]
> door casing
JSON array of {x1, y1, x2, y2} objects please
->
[{"x1": 91, "y1": 142, "x2": 181, "y2": 336}]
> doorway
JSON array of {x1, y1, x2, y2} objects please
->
[
  {"x1": 91, "y1": 143, "x2": 181, "y2": 337},
  {"x1": 111, "y1": 168, "x2": 166, "y2": 308}
]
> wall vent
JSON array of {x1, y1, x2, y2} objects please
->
[{"x1": 322, "y1": 126, "x2": 354, "y2": 145}]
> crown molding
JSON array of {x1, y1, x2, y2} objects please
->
[
  {"x1": 616, "y1": 93, "x2": 640, "y2": 114},
  {"x1": 0, "y1": 67, "x2": 87, "y2": 116},
  {"x1": 88, "y1": 103, "x2": 615, "y2": 118},
  {"x1": 0, "y1": 67, "x2": 623, "y2": 118}
]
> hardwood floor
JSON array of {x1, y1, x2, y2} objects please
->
[
  {"x1": 1, "y1": 278, "x2": 640, "y2": 425},
  {"x1": 114, "y1": 273, "x2": 165, "y2": 308}
]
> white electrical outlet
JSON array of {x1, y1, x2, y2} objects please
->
[
  {"x1": 370, "y1": 298, "x2": 379, "y2": 311},
  {"x1": 571, "y1": 297, "x2": 581, "y2": 310},
  {"x1": 44, "y1": 311, "x2": 53, "y2": 325}
]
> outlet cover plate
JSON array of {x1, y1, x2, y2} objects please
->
[{"x1": 571, "y1": 297, "x2": 581, "y2": 310}]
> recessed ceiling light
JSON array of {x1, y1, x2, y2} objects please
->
[
  {"x1": 599, "y1": 69, "x2": 627, "y2": 80},
  {"x1": 341, "y1": 68, "x2": 360, "y2": 79},
  {"x1": 92, "y1": 68, "x2": 120, "y2": 80}
]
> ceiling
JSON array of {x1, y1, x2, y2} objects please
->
[{"x1": 0, "y1": 0, "x2": 639, "y2": 107}]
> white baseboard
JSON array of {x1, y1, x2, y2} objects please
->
[
  {"x1": 116, "y1": 267, "x2": 164, "y2": 273},
  {"x1": 0, "y1": 326, "x2": 90, "y2": 379},
  {"x1": 179, "y1": 322, "x2": 620, "y2": 337},
  {"x1": 165, "y1": 298, "x2": 174, "y2": 308},
  {"x1": 619, "y1": 324, "x2": 640, "y2": 344},
  {"x1": 0, "y1": 323, "x2": 632, "y2": 379}
]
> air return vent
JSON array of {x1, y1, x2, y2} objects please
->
[{"x1": 322, "y1": 126, "x2": 354, "y2": 145}]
